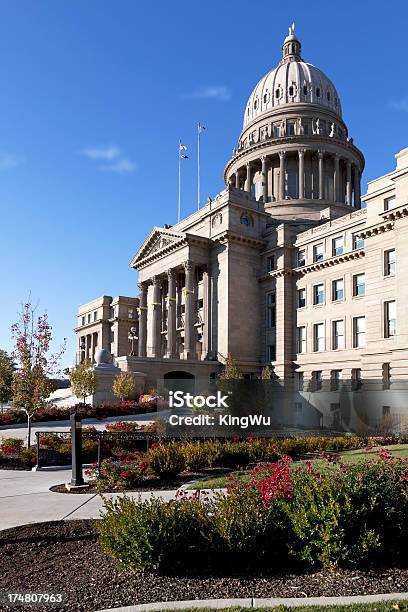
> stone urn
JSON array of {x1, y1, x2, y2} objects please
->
[{"x1": 94, "y1": 348, "x2": 111, "y2": 367}]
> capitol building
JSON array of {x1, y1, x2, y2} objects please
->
[{"x1": 75, "y1": 28, "x2": 408, "y2": 428}]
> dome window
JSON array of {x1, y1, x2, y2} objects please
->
[
  {"x1": 275, "y1": 86, "x2": 282, "y2": 100},
  {"x1": 303, "y1": 85, "x2": 308, "y2": 96},
  {"x1": 254, "y1": 99, "x2": 258, "y2": 110},
  {"x1": 263, "y1": 92, "x2": 269, "y2": 104},
  {"x1": 316, "y1": 87, "x2": 321, "y2": 97},
  {"x1": 288, "y1": 85, "x2": 294, "y2": 96},
  {"x1": 327, "y1": 91, "x2": 331, "y2": 101}
]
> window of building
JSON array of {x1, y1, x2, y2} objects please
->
[
  {"x1": 312, "y1": 370, "x2": 323, "y2": 390},
  {"x1": 351, "y1": 368, "x2": 362, "y2": 390},
  {"x1": 275, "y1": 87, "x2": 282, "y2": 99},
  {"x1": 384, "y1": 196, "x2": 396, "y2": 211},
  {"x1": 93, "y1": 311, "x2": 98, "y2": 321},
  {"x1": 110, "y1": 329, "x2": 115, "y2": 343},
  {"x1": 384, "y1": 249, "x2": 396, "y2": 276},
  {"x1": 303, "y1": 85, "x2": 308, "y2": 96},
  {"x1": 313, "y1": 243, "x2": 324, "y2": 262},
  {"x1": 128, "y1": 308, "x2": 136, "y2": 319},
  {"x1": 266, "y1": 292, "x2": 276, "y2": 329},
  {"x1": 332, "y1": 279, "x2": 344, "y2": 301},
  {"x1": 382, "y1": 363, "x2": 391, "y2": 390},
  {"x1": 295, "y1": 402, "x2": 303, "y2": 415},
  {"x1": 297, "y1": 326, "x2": 306, "y2": 353},
  {"x1": 81, "y1": 316, "x2": 85, "y2": 326},
  {"x1": 297, "y1": 249, "x2": 306, "y2": 266},
  {"x1": 353, "y1": 273, "x2": 365, "y2": 297},
  {"x1": 331, "y1": 369, "x2": 342, "y2": 391},
  {"x1": 298, "y1": 288, "x2": 306, "y2": 308},
  {"x1": 267, "y1": 344, "x2": 276, "y2": 361},
  {"x1": 327, "y1": 91, "x2": 331, "y2": 101},
  {"x1": 382, "y1": 405, "x2": 391, "y2": 417},
  {"x1": 87, "y1": 314, "x2": 91, "y2": 324},
  {"x1": 316, "y1": 87, "x2": 321, "y2": 97},
  {"x1": 273, "y1": 124, "x2": 280, "y2": 137},
  {"x1": 296, "y1": 371, "x2": 304, "y2": 391},
  {"x1": 314, "y1": 283, "x2": 324, "y2": 305},
  {"x1": 332, "y1": 236, "x2": 344, "y2": 256},
  {"x1": 385, "y1": 300, "x2": 396, "y2": 337},
  {"x1": 266, "y1": 255, "x2": 275, "y2": 272},
  {"x1": 254, "y1": 98, "x2": 258, "y2": 110},
  {"x1": 314, "y1": 323, "x2": 325, "y2": 352},
  {"x1": 353, "y1": 234, "x2": 365, "y2": 249},
  {"x1": 353, "y1": 316, "x2": 366, "y2": 348},
  {"x1": 333, "y1": 320, "x2": 345, "y2": 349},
  {"x1": 263, "y1": 92, "x2": 269, "y2": 103},
  {"x1": 288, "y1": 85, "x2": 294, "y2": 97},
  {"x1": 287, "y1": 120, "x2": 296, "y2": 135}
]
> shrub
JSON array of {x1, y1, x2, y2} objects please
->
[
  {"x1": 182, "y1": 441, "x2": 218, "y2": 471},
  {"x1": 213, "y1": 441, "x2": 255, "y2": 469},
  {"x1": 97, "y1": 494, "x2": 209, "y2": 571},
  {"x1": 93, "y1": 458, "x2": 145, "y2": 492},
  {"x1": 147, "y1": 442, "x2": 186, "y2": 479},
  {"x1": 0, "y1": 438, "x2": 24, "y2": 455}
]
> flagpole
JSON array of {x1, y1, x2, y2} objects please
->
[
  {"x1": 178, "y1": 139, "x2": 181, "y2": 223},
  {"x1": 197, "y1": 123, "x2": 200, "y2": 211}
]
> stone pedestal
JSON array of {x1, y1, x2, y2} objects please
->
[
  {"x1": 115, "y1": 356, "x2": 148, "y2": 397},
  {"x1": 92, "y1": 362, "x2": 122, "y2": 405}
]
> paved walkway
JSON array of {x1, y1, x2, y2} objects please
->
[
  {"x1": 0, "y1": 468, "x2": 176, "y2": 531},
  {"x1": 0, "y1": 413, "x2": 155, "y2": 445}
]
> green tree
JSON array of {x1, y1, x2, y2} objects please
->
[
  {"x1": 218, "y1": 353, "x2": 244, "y2": 380},
  {"x1": 70, "y1": 360, "x2": 97, "y2": 405},
  {"x1": 0, "y1": 350, "x2": 14, "y2": 412},
  {"x1": 11, "y1": 302, "x2": 66, "y2": 447},
  {"x1": 112, "y1": 371, "x2": 135, "y2": 401}
]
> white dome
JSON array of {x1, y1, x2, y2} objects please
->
[{"x1": 243, "y1": 36, "x2": 342, "y2": 128}]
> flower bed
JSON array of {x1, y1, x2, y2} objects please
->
[
  {"x1": 0, "y1": 438, "x2": 36, "y2": 469},
  {"x1": 0, "y1": 399, "x2": 156, "y2": 426},
  {"x1": 98, "y1": 448, "x2": 408, "y2": 573}
]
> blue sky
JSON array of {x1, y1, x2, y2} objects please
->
[{"x1": 1, "y1": 0, "x2": 407, "y2": 367}]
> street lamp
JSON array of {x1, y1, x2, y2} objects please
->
[{"x1": 128, "y1": 327, "x2": 138, "y2": 356}]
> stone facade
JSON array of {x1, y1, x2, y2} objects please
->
[
  {"x1": 75, "y1": 295, "x2": 139, "y2": 364},
  {"x1": 74, "y1": 28, "x2": 408, "y2": 429}
]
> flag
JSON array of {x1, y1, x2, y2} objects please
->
[
  {"x1": 180, "y1": 153, "x2": 188, "y2": 159},
  {"x1": 179, "y1": 143, "x2": 188, "y2": 151},
  {"x1": 198, "y1": 123, "x2": 206, "y2": 133}
]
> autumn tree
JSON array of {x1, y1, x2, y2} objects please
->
[
  {"x1": 70, "y1": 360, "x2": 97, "y2": 406},
  {"x1": 0, "y1": 350, "x2": 14, "y2": 412},
  {"x1": 11, "y1": 302, "x2": 66, "y2": 447},
  {"x1": 112, "y1": 371, "x2": 135, "y2": 401}
]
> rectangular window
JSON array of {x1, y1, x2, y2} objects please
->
[
  {"x1": 385, "y1": 301, "x2": 396, "y2": 337},
  {"x1": 298, "y1": 288, "x2": 306, "y2": 308},
  {"x1": 332, "y1": 320, "x2": 345, "y2": 349},
  {"x1": 382, "y1": 363, "x2": 391, "y2": 390},
  {"x1": 382, "y1": 405, "x2": 391, "y2": 416},
  {"x1": 273, "y1": 124, "x2": 280, "y2": 137},
  {"x1": 266, "y1": 255, "x2": 275, "y2": 272},
  {"x1": 87, "y1": 314, "x2": 91, "y2": 324},
  {"x1": 353, "y1": 273, "x2": 365, "y2": 297},
  {"x1": 81, "y1": 316, "x2": 85, "y2": 326},
  {"x1": 352, "y1": 368, "x2": 362, "y2": 390},
  {"x1": 287, "y1": 120, "x2": 296, "y2": 135},
  {"x1": 295, "y1": 402, "x2": 303, "y2": 414},
  {"x1": 110, "y1": 330, "x2": 115, "y2": 343},
  {"x1": 313, "y1": 243, "x2": 324, "y2": 262},
  {"x1": 384, "y1": 196, "x2": 396, "y2": 211},
  {"x1": 353, "y1": 234, "x2": 365, "y2": 250},
  {"x1": 266, "y1": 292, "x2": 276, "y2": 329},
  {"x1": 128, "y1": 308, "x2": 135, "y2": 319},
  {"x1": 314, "y1": 283, "x2": 324, "y2": 305},
  {"x1": 314, "y1": 323, "x2": 325, "y2": 352},
  {"x1": 297, "y1": 249, "x2": 306, "y2": 266},
  {"x1": 332, "y1": 278, "x2": 344, "y2": 301},
  {"x1": 384, "y1": 249, "x2": 396, "y2": 276},
  {"x1": 297, "y1": 326, "x2": 306, "y2": 353},
  {"x1": 332, "y1": 236, "x2": 344, "y2": 256},
  {"x1": 296, "y1": 371, "x2": 304, "y2": 391},
  {"x1": 353, "y1": 316, "x2": 366, "y2": 348},
  {"x1": 312, "y1": 370, "x2": 323, "y2": 391},
  {"x1": 267, "y1": 344, "x2": 276, "y2": 361},
  {"x1": 331, "y1": 370, "x2": 342, "y2": 391},
  {"x1": 93, "y1": 311, "x2": 98, "y2": 321}
]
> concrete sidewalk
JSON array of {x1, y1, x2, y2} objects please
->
[{"x1": 0, "y1": 468, "x2": 176, "y2": 531}]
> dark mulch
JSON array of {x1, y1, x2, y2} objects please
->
[
  {"x1": 1, "y1": 520, "x2": 408, "y2": 612},
  {"x1": 50, "y1": 467, "x2": 231, "y2": 494}
]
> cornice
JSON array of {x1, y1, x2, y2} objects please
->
[
  {"x1": 381, "y1": 203, "x2": 408, "y2": 222},
  {"x1": 295, "y1": 249, "x2": 365, "y2": 276},
  {"x1": 213, "y1": 230, "x2": 266, "y2": 249},
  {"x1": 359, "y1": 220, "x2": 394, "y2": 239}
]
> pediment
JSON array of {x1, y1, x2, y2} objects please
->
[{"x1": 130, "y1": 226, "x2": 185, "y2": 267}]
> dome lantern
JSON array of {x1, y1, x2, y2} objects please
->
[{"x1": 282, "y1": 23, "x2": 302, "y2": 63}]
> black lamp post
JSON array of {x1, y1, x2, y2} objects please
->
[
  {"x1": 128, "y1": 327, "x2": 138, "y2": 356},
  {"x1": 70, "y1": 412, "x2": 84, "y2": 486}
]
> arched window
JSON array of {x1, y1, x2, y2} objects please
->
[
  {"x1": 303, "y1": 85, "x2": 308, "y2": 96},
  {"x1": 288, "y1": 85, "x2": 294, "y2": 96},
  {"x1": 254, "y1": 99, "x2": 258, "y2": 110},
  {"x1": 316, "y1": 87, "x2": 321, "y2": 97},
  {"x1": 327, "y1": 91, "x2": 331, "y2": 101}
]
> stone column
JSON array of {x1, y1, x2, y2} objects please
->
[
  {"x1": 244, "y1": 162, "x2": 251, "y2": 192},
  {"x1": 183, "y1": 260, "x2": 196, "y2": 360},
  {"x1": 151, "y1": 276, "x2": 162, "y2": 358},
  {"x1": 166, "y1": 269, "x2": 177, "y2": 358},
  {"x1": 318, "y1": 150, "x2": 324, "y2": 199},
  {"x1": 202, "y1": 266, "x2": 212, "y2": 359},
  {"x1": 90, "y1": 333, "x2": 95, "y2": 363},
  {"x1": 346, "y1": 161, "x2": 352, "y2": 205},
  {"x1": 261, "y1": 156, "x2": 268, "y2": 203},
  {"x1": 333, "y1": 154, "x2": 340, "y2": 202},
  {"x1": 298, "y1": 149, "x2": 305, "y2": 199},
  {"x1": 235, "y1": 170, "x2": 240, "y2": 189},
  {"x1": 137, "y1": 282, "x2": 148, "y2": 357},
  {"x1": 86, "y1": 334, "x2": 91, "y2": 361},
  {"x1": 354, "y1": 167, "x2": 361, "y2": 208},
  {"x1": 279, "y1": 150, "x2": 286, "y2": 200}
]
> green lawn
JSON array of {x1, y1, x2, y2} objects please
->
[
  {"x1": 189, "y1": 444, "x2": 408, "y2": 490},
  {"x1": 171, "y1": 602, "x2": 408, "y2": 611}
]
